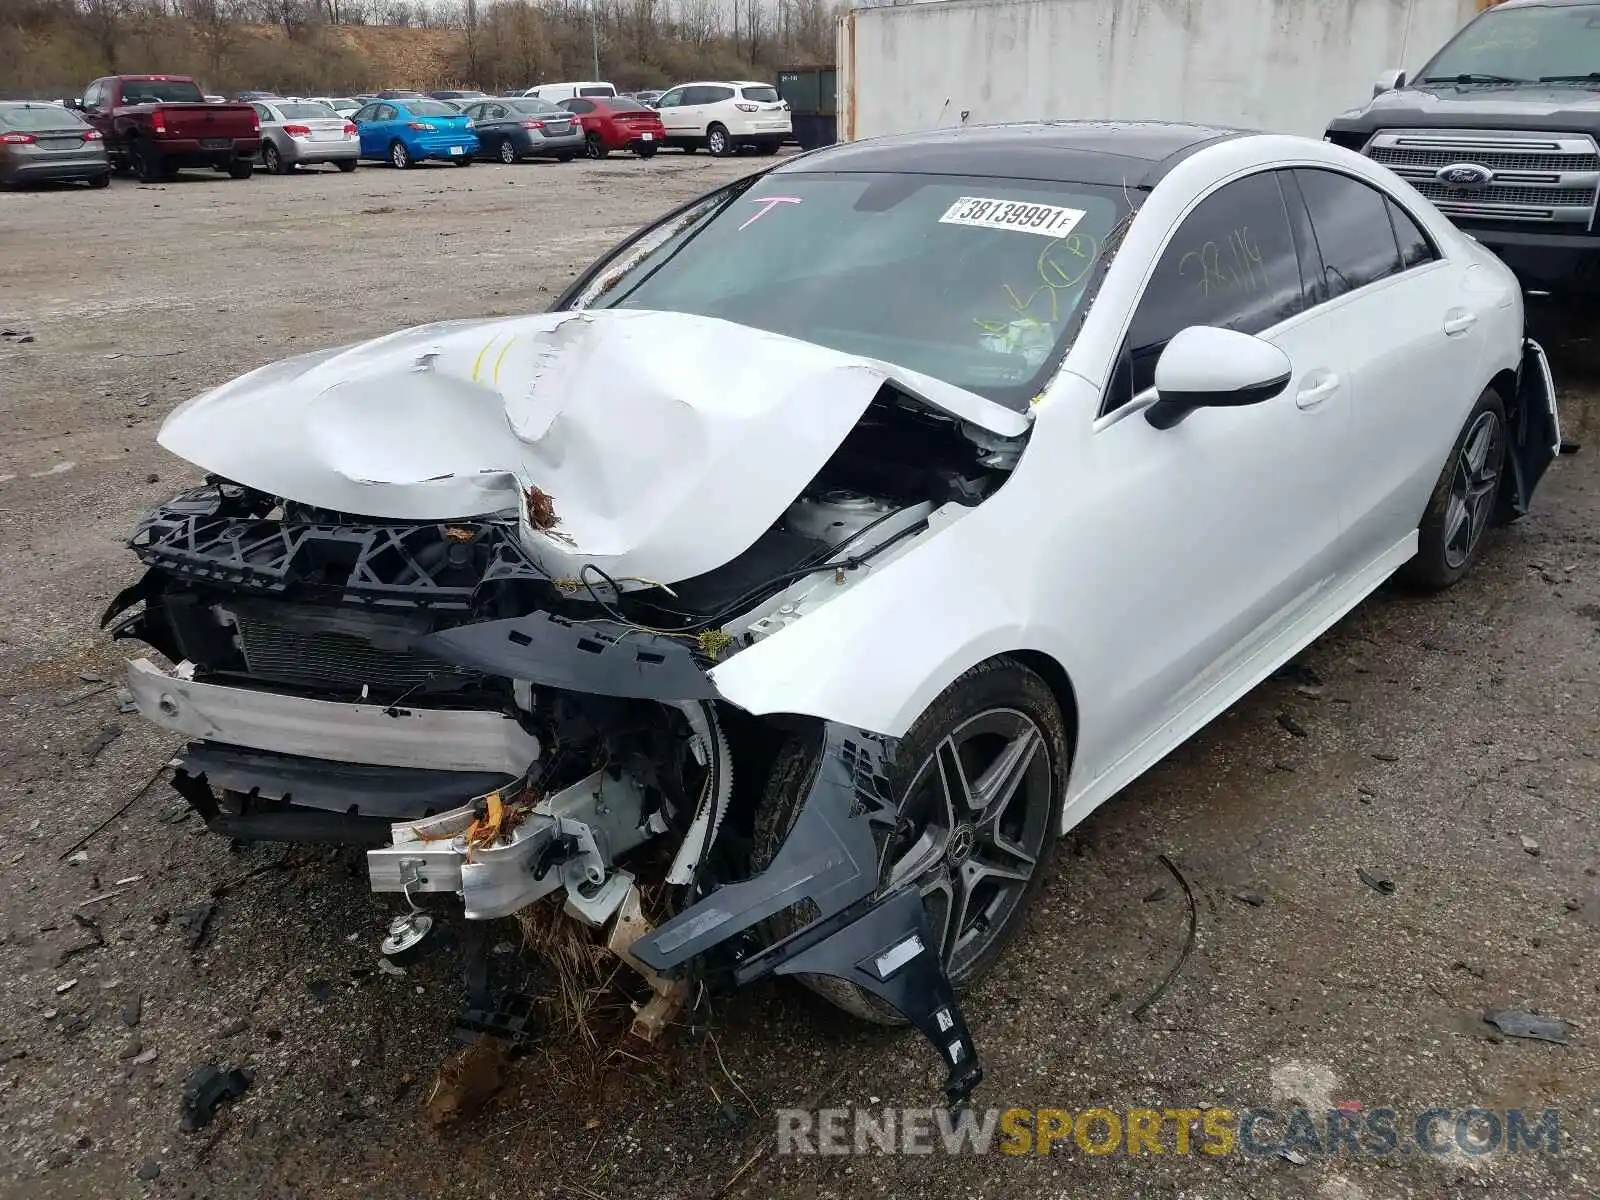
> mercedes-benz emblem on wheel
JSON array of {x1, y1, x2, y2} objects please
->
[{"x1": 1437, "y1": 162, "x2": 1493, "y2": 188}]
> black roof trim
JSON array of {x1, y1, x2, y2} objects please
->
[{"x1": 774, "y1": 121, "x2": 1251, "y2": 187}]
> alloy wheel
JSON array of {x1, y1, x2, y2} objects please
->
[
  {"x1": 499, "y1": 138, "x2": 516, "y2": 164},
  {"x1": 1443, "y1": 408, "x2": 1505, "y2": 569},
  {"x1": 882, "y1": 707, "x2": 1053, "y2": 979},
  {"x1": 708, "y1": 127, "x2": 728, "y2": 155},
  {"x1": 390, "y1": 141, "x2": 409, "y2": 169}
]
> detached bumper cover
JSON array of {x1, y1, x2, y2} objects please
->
[{"x1": 632, "y1": 722, "x2": 985, "y2": 1105}]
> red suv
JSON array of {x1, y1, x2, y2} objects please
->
[{"x1": 559, "y1": 97, "x2": 665, "y2": 159}]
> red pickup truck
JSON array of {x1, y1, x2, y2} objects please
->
[{"x1": 72, "y1": 75, "x2": 259, "y2": 182}]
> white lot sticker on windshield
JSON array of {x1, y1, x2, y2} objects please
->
[{"x1": 939, "y1": 196, "x2": 1086, "y2": 238}]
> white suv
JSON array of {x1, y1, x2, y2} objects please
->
[{"x1": 654, "y1": 81, "x2": 791, "y2": 156}]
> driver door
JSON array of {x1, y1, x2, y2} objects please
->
[{"x1": 1075, "y1": 169, "x2": 1353, "y2": 767}]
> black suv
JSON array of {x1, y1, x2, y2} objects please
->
[{"x1": 1326, "y1": 0, "x2": 1600, "y2": 293}]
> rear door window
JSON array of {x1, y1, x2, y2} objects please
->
[
  {"x1": 1293, "y1": 169, "x2": 1405, "y2": 299},
  {"x1": 1386, "y1": 198, "x2": 1438, "y2": 269},
  {"x1": 704, "y1": 86, "x2": 735, "y2": 104}
]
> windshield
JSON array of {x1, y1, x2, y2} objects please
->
[
  {"x1": 1420, "y1": 3, "x2": 1600, "y2": 83},
  {"x1": 121, "y1": 79, "x2": 205, "y2": 104},
  {"x1": 0, "y1": 104, "x2": 87, "y2": 130},
  {"x1": 583, "y1": 172, "x2": 1129, "y2": 406},
  {"x1": 278, "y1": 102, "x2": 335, "y2": 119},
  {"x1": 404, "y1": 100, "x2": 461, "y2": 117}
]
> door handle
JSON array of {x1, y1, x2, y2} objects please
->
[
  {"x1": 1443, "y1": 309, "x2": 1479, "y2": 336},
  {"x1": 1295, "y1": 371, "x2": 1341, "y2": 410}
]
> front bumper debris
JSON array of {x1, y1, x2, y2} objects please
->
[
  {"x1": 631, "y1": 722, "x2": 986, "y2": 1106},
  {"x1": 124, "y1": 657, "x2": 540, "y2": 775}
]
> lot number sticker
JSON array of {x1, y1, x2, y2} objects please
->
[{"x1": 939, "y1": 196, "x2": 1086, "y2": 238}]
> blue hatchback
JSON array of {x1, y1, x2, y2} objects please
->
[{"x1": 351, "y1": 98, "x2": 478, "y2": 169}]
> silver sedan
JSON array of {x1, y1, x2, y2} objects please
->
[{"x1": 252, "y1": 101, "x2": 358, "y2": 173}]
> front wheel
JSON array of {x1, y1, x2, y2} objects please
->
[
  {"x1": 390, "y1": 140, "x2": 412, "y2": 169},
  {"x1": 706, "y1": 123, "x2": 733, "y2": 157},
  {"x1": 585, "y1": 132, "x2": 609, "y2": 159},
  {"x1": 752, "y1": 657, "x2": 1068, "y2": 1023},
  {"x1": 1398, "y1": 388, "x2": 1508, "y2": 591}
]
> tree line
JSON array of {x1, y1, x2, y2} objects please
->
[{"x1": 0, "y1": 0, "x2": 839, "y2": 98}]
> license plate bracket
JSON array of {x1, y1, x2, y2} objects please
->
[{"x1": 200, "y1": 138, "x2": 231, "y2": 150}]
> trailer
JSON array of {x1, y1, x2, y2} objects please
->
[{"x1": 837, "y1": 0, "x2": 1481, "y2": 143}]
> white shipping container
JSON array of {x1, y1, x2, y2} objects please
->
[{"x1": 837, "y1": 0, "x2": 1482, "y2": 142}]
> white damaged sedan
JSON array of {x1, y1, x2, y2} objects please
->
[{"x1": 105, "y1": 122, "x2": 1560, "y2": 1102}]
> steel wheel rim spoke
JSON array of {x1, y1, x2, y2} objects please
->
[
  {"x1": 889, "y1": 706, "x2": 1052, "y2": 978},
  {"x1": 1444, "y1": 410, "x2": 1504, "y2": 568}
]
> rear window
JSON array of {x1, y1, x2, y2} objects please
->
[
  {"x1": 278, "y1": 102, "x2": 335, "y2": 119},
  {"x1": 405, "y1": 100, "x2": 460, "y2": 117},
  {"x1": 0, "y1": 104, "x2": 88, "y2": 130},
  {"x1": 510, "y1": 98, "x2": 564, "y2": 114},
  {"x1": 602, "y1": 101, "x2": 650, "y2": 115},
  {"x1": 740, "y1": 86, "x2": 781, "y2": 103},
  {"x1": 120, "y1": 79, "x2": 205, "y2": 104},
  {"x1": 580, "y1": 85, "x2": 616, "y2": 97}
]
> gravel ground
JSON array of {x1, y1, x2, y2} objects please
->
[{"x1": 0, "y1": 156, "x2": 1596, "y2": 1200}]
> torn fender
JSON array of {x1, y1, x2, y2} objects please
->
[
  {"x1": 156, "y1": 309, "x2": 1028, "y2": 586},
  {"x1": 631, "y1": 722, "x2": 986, "y2": 1105}
]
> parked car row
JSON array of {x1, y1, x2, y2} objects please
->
[{"x1": 1, "y1": 72, "x2": 796, "y2": 188}]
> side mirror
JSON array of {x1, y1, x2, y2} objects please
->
[
  {"x1": 1146, "y1": 326, "x2": 1292, "y2": 430},
  {"x1": 1373, "y1": 69, "x2": 1406, "y2": 97}
]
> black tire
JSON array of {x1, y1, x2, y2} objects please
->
[
  {"x1": 706, "y1": 123, "x2": 733, "y2": 157},
  {"x1": 336, "y1": 159, "x2": 357, "y2": 172},
  {"x1": 634, "y1": 142, "x2": 658, "y2": 159},
  {"x1": 389, "y1": 140, "x2": 412, "y2": 169},
  {"x1": 454, "y1": 155, "x2": 473, "y2": 167},
  {"x1": 89, "y1": 173, "x2": 110, "y2": 188},
  {"x1": 498, "y1": 137, "x2": 519, "y2": 164},
  {"x1": 757, "y1": 141, "x2": 780, "y2": 156},
  {"x1": 680, "y1": 141, "x2": 697, "y2": 154},
  {"x1": 227, "y1": 159, "x2": 253, "y2": 179},
  {"x1": 262, "y1": 142, "x2": 287, "y2": 174},
  {"x1": 752, "y1": 657, "x2": 1068, "y2": 1023},
  {"x1": 131, "y1": 140, "x2": 168, "y2": 183},
  {"x1": 585, "y1": 132, "x2": 609, "y2": 159},
  {"x1": 1398, "y1": 388, "x2": 1509, "y2": 591},
  {"x1": 556, "y1": 151, "x2": 575, "y2": 163}
]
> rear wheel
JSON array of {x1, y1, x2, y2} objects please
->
[
  {"x1": 706, "y1": 123, "x2": 733, "y2": 157},
  {"x1": 262, "y1": 142, "x2": 287, "y2": 174},
  {"x1": 556, "y1": 150, "x2": 575, "y2": 163},
  {"x1": 390, "y1": 140, "x2": 412, "y2": 169},
  {"x1": 1399, "y1": 388, "x2": 1508, "y2": 591},
  {"x1": 752, "y1": 657, "x2": 1068, "y2": 1022},
  {"x1": 453, "y1": 155, "x2": 473, "y2": 167},
  {"x1": 498, "y1": 137, "x2": 519, "y2": 164},
  {"x1": 634, "y1": 142, "x2": 658, "y2": 159},
  {"x1": 227, "y1": 159, "x2": 253, "y2": 179},
  {"x1": 757, "y1": 141, "x2": 781, "y2": 155},
  {"x1": 132, "y1": 140, "x2": 169, "y2": 183},
  {"x1": 336, "y1": 159, "x2": 357, "y2": 172},
  {"x1": 89, "y1": 173, "x2": 110, "y2": 189},
  {"x1": 585, "y1": 132, "x2": 609, "y2": 159}
]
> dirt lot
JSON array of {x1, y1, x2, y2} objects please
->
[{"x1": 1, "y1": 155, "x2": 1598, "y2": 1200}]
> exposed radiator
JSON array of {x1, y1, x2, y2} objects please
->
[{"x1": 231, "y1": 610, "x2": 480, "y2": 698}]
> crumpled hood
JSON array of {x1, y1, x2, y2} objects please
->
[{"x1": 158, "y1": 308, "x2": 1028, "y2": 584}]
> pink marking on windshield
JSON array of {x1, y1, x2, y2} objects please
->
[{"x1": 739, "y1": 196, "x2": 802, "y2": 230}]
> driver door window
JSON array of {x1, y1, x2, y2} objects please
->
[{"x1": 1108, "y1": 171, "x2": 1306, "y2": 413}]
